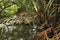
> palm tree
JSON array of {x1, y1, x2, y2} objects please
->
[{"x1": 33, "y1": 0, "x2": 60, "y2": 40}]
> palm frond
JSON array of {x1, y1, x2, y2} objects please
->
[
  {"x1": 44, "y1": 0, "x2": 54, "y2": 12},
  {"x1": 49, "y1": 5, "x2": 57, "y2": 17}
]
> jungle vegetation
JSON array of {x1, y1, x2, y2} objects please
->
[{"x1": 0, "y1": 0, "x2": 60, "y2": 40}]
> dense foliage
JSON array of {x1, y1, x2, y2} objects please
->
[{"x1": 0, "y1": 0, "x2": 60, "y2": 40}]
